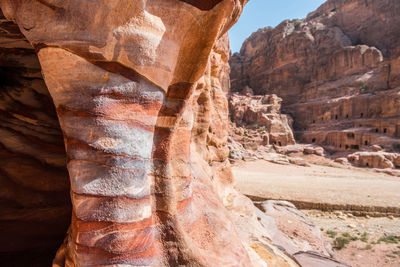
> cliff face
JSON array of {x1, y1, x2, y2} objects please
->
[
  {"x1": 0, "y1": 1, "x2": 254, "y2": 266},
  {"x1": 230, "y1": 0, "x2": 400, "y2": 153},
  {"x1": 229, "y1": 93, "x2": 295, "y2": 147},
  {"x1": 0, "y1": 1, "x2": 352, "y2": 266},
  {"x1": 0, "y1": 1, "x2": 325, "y2": 266}
]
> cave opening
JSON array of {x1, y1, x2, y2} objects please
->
[{"x1": 0, "y1": 15, "x2": 71, "y2": 266}]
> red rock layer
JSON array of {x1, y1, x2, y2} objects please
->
[
  {"x1": 0, "y1": 1, "x2": 346, "y2": 266},
  {"x1": 230, "y1": 0, "x2": 400, "y2": 152},
  {"x1": 0, "y1": 1, "x2": 255, "y2": 266}
]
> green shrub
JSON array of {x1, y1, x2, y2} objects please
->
[
  {"x1": 326, "y1": 230, "x2": 338, "y2": 238},
  {"x1": 334, "y1": 237, "x2": 350, "y2": 249},
  {"x1": 342, "y1": 233, "x2": 350, "y2": 238},
  {"x1": 361, "y1": 232, "x2": 369, "y2": 243},
  {"x1": 378, "y1": 236, "x2": 400, "y2": 244},
  {"x1": 359, "y1": 84, "x2": 370, "y2": 94},
  {"x1": 342, "y1": 233, "x2": 358, "y2": 241}
]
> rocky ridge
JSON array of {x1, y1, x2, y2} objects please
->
[{"x1": 230, "y1": 0, "x2": 400, "y2": 157}]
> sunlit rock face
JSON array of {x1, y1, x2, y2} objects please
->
[
  {"x1": 0, "y1": 0, "x2": 257, "y2": 266},
  {"x1": 0, "y1": 1, "x2": 348, "y2": 266},
  {"x1": 229, "y1": 93, "x2": 295, "y2": 147},
  {"x1": 230, "y1": 0, "x2": 400, "y2": 153}
]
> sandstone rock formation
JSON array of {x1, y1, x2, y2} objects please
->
[
  {"x1": 229, "y1": 93, "x2": 295, "y2": 147},
  {"x1": 0, "y1": 1, "x2": 350, "y2": 266},
  {"x1": 0, "y1": 0, "x2": 257, "y2": 266},
  {"x1": 0, "y1": 1, "x2": 324, "y2": 266},
  {"x1": 230, "y1": 0, "x2": 400, "y2": 154},
  {"x1": 347, "y1": 151, "x2": 400, "y2": 169}
]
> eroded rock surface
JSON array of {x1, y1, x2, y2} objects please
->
[
  {"x1": 0, "y1": 9, "x2": 70, "y2": 262},
  {"x1": 229, "y1": 93, "x2": 295, "y2": 147},
  {"x1": 230, "y1": 0, "x2": 400, "y2": 154},
  {"x1": 0, "y1": 1, "x2": 351, "y2": 266},
  {"x1": 0, "y1": 1, "x2": 309, "y2": 266}
]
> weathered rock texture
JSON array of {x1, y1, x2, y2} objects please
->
[
  {"x1": 347, "y1": 151, "x2": 400, "y2": 169},
  {"x1": 0, "y1": 1, "x2": 332, "y2": 266},
  {"x1": 229, "y1": 93, "x2": 295, "y2": 147},
  {"x1": 230, "y1": 0, "x2": 400, "y2": 153},
  {"x1": 0, "y1": 1, "x2": 350, "y2": 266},
  {"x1": 0, "y1": 0, "x2": 256, "y2": 266},
  {"x1": 0, "y1": 9, "x2": 70, "y2": 264}
]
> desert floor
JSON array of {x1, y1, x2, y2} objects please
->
[
  {"x1": 233, "y1": 160, "x2": 400, "y2": 267},
  {"x1": 233, "y1": 160, "x2": 400, "y2": 208}
]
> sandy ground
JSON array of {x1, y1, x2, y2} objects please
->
[
  {"x1": 233, "y1": 159, "x2": 400, "y2": 266},
  {"x1": 305, "y1": 210, "x2": 400, "y2": 267},
  {"x1": 233, "y1": 160, "x2": 400, "y2": 208}
]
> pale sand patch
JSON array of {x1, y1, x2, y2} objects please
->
[{"x1": 232, "y1": 160, "x2": 400, "y2": 208}]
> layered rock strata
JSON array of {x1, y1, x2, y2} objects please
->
[
  {"x1": 0, "y1": 0, "x2": 252, "y2": 266},
  {"x1": 0, "y1": 1, "x2": 307, "y2": 266},
  {"x1": 0, "y1": 1, "x2": 349, "y2": 266},
  {"x1": 230, "y1": 0, "x2": 400, "y2": 153},
  {"x1": 229, "y1": 93, "x2": 295, "y2": 147}
]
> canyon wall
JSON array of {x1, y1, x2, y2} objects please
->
[
  {"x1": 0, "y1": 1, "x2": 351, "y2": 266},
  {"x1": 229, "y1": 93, "x2": 295, "y2": 148},
  {"x1": 230, "y1": 0, "x2": 400, "y2": 153},
  {"x1": 0, "y1": 1, "x2": 253, "y2": 266},
  {"x1": 0, "y1": 1, "x2": 321, "y2": 266}
]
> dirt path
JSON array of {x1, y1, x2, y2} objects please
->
[{"x1": 232, "y1": 160, "x2": 400, "y2": 210}]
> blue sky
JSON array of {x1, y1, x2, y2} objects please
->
[{"x1": 229, "y1": 0, "x2": 326, "y2": 53}]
